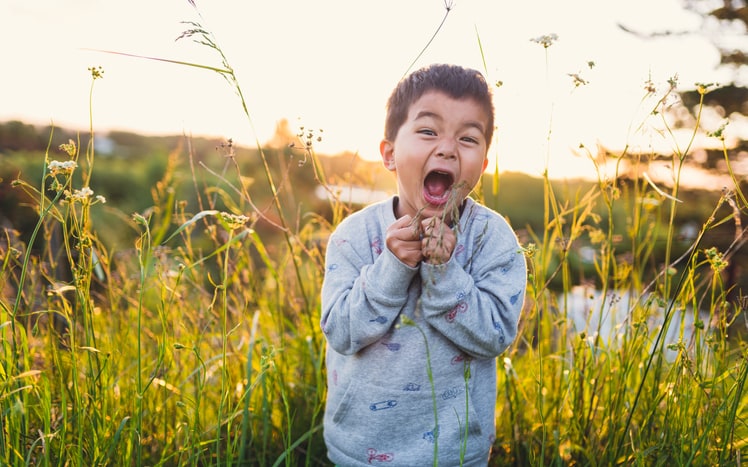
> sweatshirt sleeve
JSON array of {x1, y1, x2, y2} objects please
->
[
  {"x1": 320, "y1": 216, "x2": 418, "y2": 355},
  {"x1": 419, "y1": 213, "x2": 527, "y2": 358}
]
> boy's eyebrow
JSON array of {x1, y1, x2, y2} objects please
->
[
  {"x1": 414, "y1": 110, "x2": 440, "y2": 121},
  {"x1": 413, "y1": 110, "x2": 486, "y2": 134}
]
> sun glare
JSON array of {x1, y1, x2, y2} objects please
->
[{"x1": 0, "y1": 0, "x2": 727, "y2": 183}]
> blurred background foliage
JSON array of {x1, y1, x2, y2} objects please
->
[{"x1": 1, "y1": 117, "x2": 745, "y2": 298}]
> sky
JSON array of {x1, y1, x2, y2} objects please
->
[{"x1": 0, "y1": 0, "x2": 741, "y2": 183}]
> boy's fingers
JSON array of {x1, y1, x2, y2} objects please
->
[
  {"x1": 389, "y1": 215, "x2": 420, "y2": 239},
  {"x1": 394, "y1": 214, "x2": 412, "y2": 226}
]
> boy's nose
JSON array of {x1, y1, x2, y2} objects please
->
[{"x1": 436, "y1": 139, "x2": 457, "y2": 159}]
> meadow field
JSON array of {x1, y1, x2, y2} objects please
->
[{"x1": 2, "y1": 16, "x2": 748, "y2": 467}]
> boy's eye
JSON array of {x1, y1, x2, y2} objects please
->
[
  {"x1": 461, "y1": 136, "x2": 479, "y2": 144},
  {"x1": 418, "y1": 129, "x2": 436, "y2": 136}
]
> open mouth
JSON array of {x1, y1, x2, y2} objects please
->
[{"x1": 423, "y1": 170, "x2": 454, "y2": 205}]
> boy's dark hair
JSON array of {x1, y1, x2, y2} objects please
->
[{"x1": 384, "y1": 63, "x2": 495, "y2": 145}]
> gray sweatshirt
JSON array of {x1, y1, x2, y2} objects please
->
[{"x1": 321, "y1": 196, "x2": 526, "y2": 466}]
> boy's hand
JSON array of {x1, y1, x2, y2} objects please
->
[
  {"x1": 386, "y1": 215, "x2": 424, "y2": 268},
  {"x1": 421, "y1": 217, "x2": 455, "y2": 265}
]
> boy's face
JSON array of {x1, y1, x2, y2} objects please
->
[{"x1": 380, "y1": 90, "x2": 489, "y2": 223}]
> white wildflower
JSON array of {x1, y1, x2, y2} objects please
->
[
  {"x1": 66, "y1": 186, "x2": 94, "y2": 202},
  {"x1": 48, "y1": 160, "x2": 77, "y2": 176},
  {"x1": 503, "y1": 357, "x2": 516, "y2": 377},
  {"x1": 219, "y1": 212, "x2": 250, "y2": 230},
  {"x1": 530, "y1": 33, "x2": 559, "y2": 48}
]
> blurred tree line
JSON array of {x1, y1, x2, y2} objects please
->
[
  {"x1": 1, "y1": 117, "x2": 745, "y2": 298},
  {"x1": 615, "y1": 1, "x2": 748, "y2": 174}
]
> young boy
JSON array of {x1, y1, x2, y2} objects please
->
[{"x1": 320, "y1": 63, "x2": 526, "y2": 466}]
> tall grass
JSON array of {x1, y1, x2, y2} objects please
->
[
  {"x1": 1, "y1": 7, "x2": 747, "y2": 467},
  {"x1": 490, "y1": 38, "x2": 748, "y2": 465}
]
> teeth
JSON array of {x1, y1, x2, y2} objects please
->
[{"x1": 433, "y1": 170, "x2": 453, "y2": 183}]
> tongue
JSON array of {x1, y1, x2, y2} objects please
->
[{"x1": 424, "y1": 172, "x2": 451, "y2": 201}]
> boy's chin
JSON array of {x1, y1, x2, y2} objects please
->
[{"x1": 420, "y1": 204, "x2": 454, "y2": 222}]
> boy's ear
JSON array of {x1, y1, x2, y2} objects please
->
[
  {"x1": 482, "y1": 156, "x2": 489, "y2": 173},
  {"x1": 380, "y1": 140, "x2": 396, "y2": 171}
]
